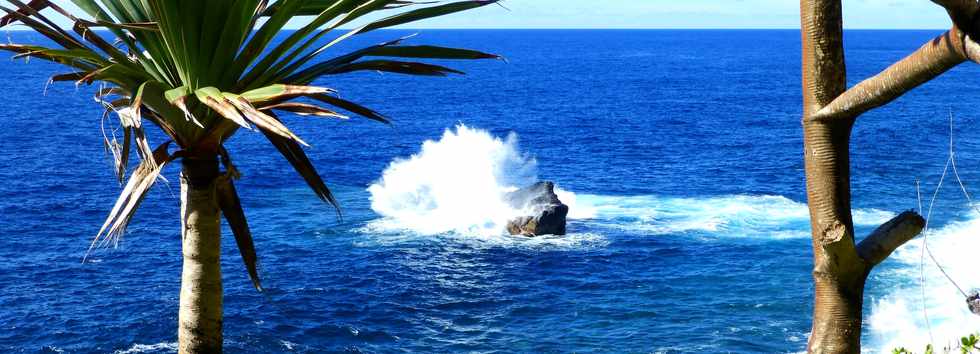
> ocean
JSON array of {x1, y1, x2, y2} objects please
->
[{"x1": 1, "y1": 29, "x2": 979, "y2": 353}]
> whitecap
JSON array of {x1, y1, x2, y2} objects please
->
[
  {"x1": 868, "y1": 217, "x2": 980, "y2": 352},
  {"x1": 571, "y1": 193, "x2": 891, "y2": 239},
  {"x1": 113, "y1": 342, "x2": 178, "y2": 354},
  {"x1": 364, "y1": 125, "x2": 893, "y2": 243},
  {"x1": 280, "y1": 340, "x2": 297, "y2": 351}
]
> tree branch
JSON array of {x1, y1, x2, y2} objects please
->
[
  {"x1": 931, "y1": 0, "x2": 980, "y2": 35},
  {"x1": 811, "y1": 28, "x2": 971, "y2": 121},
  {"x1": 856, "y1": 210, "x2": 925, "y2": 267},
  {"x1": 811, "y1": 0, "x2": 980, "y2": 122}
]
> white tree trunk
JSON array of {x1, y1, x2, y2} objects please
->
[{"x1": 178, "y1": 158, "x2": 223, "y2": 354}]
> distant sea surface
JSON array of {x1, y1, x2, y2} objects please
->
[{"x1": 2, "y1": 30, "x2": 980, "y2": 353}]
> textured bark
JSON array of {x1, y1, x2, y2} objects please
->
[
  {"x1": 800, "y1": 0, "x2": 933, "y2": 352},
  {"x1": 178, "y1": 157, "x2": 223, "y2": 354},
  {"x1": 810, "y1": 272, "x2": 867, "y2": 353},
  {"x1": 800, "y1": 0, "x2": 868, "y2": 352},
  {"x1": 856, "y1": 211, "x2": 926, "y2": 267},
  {"x1": 803, "y1": 120, "x2": 868, "y2": 354}
]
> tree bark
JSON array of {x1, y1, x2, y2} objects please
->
[
  {"x1": 803, "y1": 119, "x2": 870, "y2": 353},
  {"x1": 800, "y1": 0, "x2": 869, "y2": 352},
  {"x1": 178, "y1": 157, "x2": 223, "y2": 354}
]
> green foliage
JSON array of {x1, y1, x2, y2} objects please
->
[
  {"x1": 963, "y1": 334, "x2": 979, "y2": 354},
  {"x1": 0, "y1": 0, "x2": 500, "y2": 289},
  {"x1": 893, "y1": 333, "x2": 980, "y2": 354},
  {"x1": 0, "y1": 0, "x2": 501, "y2": 147}
]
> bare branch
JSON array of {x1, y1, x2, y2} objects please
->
[
  {"x1": 811, "y1": 29, "x2": 969, "y2": 121},
  {"x1": 856, "y1": 211, "x2": 926, "y2": 267}
]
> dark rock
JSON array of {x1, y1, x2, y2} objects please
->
[
  {"x1": 969, "y1": 289, "x2": 980, "y2": 316},
  {"x1": 504, "y1": 181, "x2": 568, "y2": 236}
]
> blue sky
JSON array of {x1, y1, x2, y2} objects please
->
[
  {"x1": 415, "y1": 0, "x2": 951, "y2": 29},
  {"x1": 27, "y1": 0, "x2": 955, "y2": 29}
]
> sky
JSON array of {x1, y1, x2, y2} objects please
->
[
  {"x1": 411, "y1": 0, "x2": 952, "y2": 29},
  {"x1": 17, "y1": 0, "x2": 957, "y2": 30}
]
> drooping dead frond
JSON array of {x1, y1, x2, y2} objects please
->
[
  {"x1": 163, "y1": 86, "x2": 203, "y2": 128},
  {"x1": 239, "y1": 84, "x2": 335, "y2": 104},
  {"x1": 85, "y1": 141, "x2": 172, "y2": 259},
  {"x1": 129, "y1": 83, "x2": 157, "y2": 169},
  {"x1": 2, "y1": 0, "x2": 501, "y2": 271},
  {"x1": 227, "y1": 95, "x2": 309, "y2": 146},
  {"x1": 195, "y1": 87, "x2": 251, "y2": 129}
]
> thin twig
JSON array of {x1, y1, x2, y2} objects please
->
[
  {"x1": 920, "y1": 152, "x2": 948, "y2": 344},
  {"x1": 936, "y1": 113, "x2": 971, "y2": 297},
  {"x1": 917, "y1": 179, "x2": 923, "y2": 214},
  {"x1": 918, "y1": 112, "x2": 978, "y2": 344}
]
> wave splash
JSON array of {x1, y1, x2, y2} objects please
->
[
  {"x1": 367, "y1": 124, "x2": 552, "y2": 236},
  {"x1": 868, "y1": 217, "x2": 980, "y2": 352},
  {"x1": 364, "y1": 124, "x2": 971, "y2": 347},
  {"x1": 365, "y1": 124, "x2": 894, "y2": 242}
]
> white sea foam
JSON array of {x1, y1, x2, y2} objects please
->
[
  {"x1": 568, "y1": 193, "x2": 893, "y2": 239},
  {"x1": 113, "y1": 342, "x2": 178, "y2": 354},
  {"x1": 363, "y1": 124, "x2": 977, "y2": 349},
  {"x1": 365, "y1": 125, "x2": 893, "y2": 243},
  {"x1": 354, "y1": 229, "x2": 610, "y2": 251},
  {"x1": 868, "y1": 217, "x2": 980, "y2": 352},
  {"x1": 363, "y1": 125, "x2": 610, "y2": 250},
  {"x1": 280, "y1": 340, "x2": 298, "y2": 351},
  {"x1": 367, "y1": 124, "x2": 539, "y2": 236}
]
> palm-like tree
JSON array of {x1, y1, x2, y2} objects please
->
[{"x1": 0, "y1": 0, "x2": 500, "y2": 352}]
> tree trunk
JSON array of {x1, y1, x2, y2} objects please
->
[
  {"x1": 178, "y1": 157, "x2": 223, "y2": 354},
  {"x1": 800, "y1": 0, "x2": 869, "y2": 352},
  {"x1": 809, "y1": 264, "x2": 868, "y2": 353},
  {"x1": 803, "y1": 118, "x2": 870, "y2": 354}
]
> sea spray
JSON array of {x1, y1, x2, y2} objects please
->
[
  {"x1": 368, "y1": 124, "x2": 546, "y2": 236},
  {"x1": 365, "y1": 125, "x2": 894, "y2": 240},
  {"x1": 868, "y1": 216, "x2": 980, "y2": 352}
]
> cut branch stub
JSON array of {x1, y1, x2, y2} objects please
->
[
  {"x1": 855, "y1": 210, "x2": 926, "y2": 267},
  {"x1": 964, "y1": 33, "x2": 980, "y2": 63}
]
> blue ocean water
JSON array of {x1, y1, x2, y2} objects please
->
[{"x1": 2, "y1": 29, "x2": 980, "y2": 353}]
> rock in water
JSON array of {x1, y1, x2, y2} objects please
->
[{"x1": 505, "y1": 181, "x2": 568, "y2": 236}]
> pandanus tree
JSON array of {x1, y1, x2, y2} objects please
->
[
  {"x1": 0, "y1": 0, "x2": 500, "y2": 352},
  {"x1": 799, "y1": 0, "x2": 980, "y2": 352}
]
